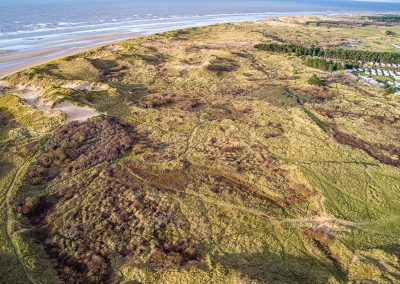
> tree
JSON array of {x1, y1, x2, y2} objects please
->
[
  {"x1": 308, "y1": 74, "x2": 322, "y2": 86},
  {"x1": 384, "y1": 86, "x2": 396, "y2": 95},
  {"x1": 255, "y1": 43, "x2": 400, "y2": 63}
]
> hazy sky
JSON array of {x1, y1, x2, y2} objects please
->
[{"x1": 2, "y1": 0, "x2": 400, "y2": 3}]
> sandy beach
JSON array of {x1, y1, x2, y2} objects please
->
[
  {"x1": 0, "y1": 11, "x2": 329, "y2": 79},
  {"x1": 0, "y1": 32, "x2": 140, "y2": 78},
  {"x1": 2, "y1": 2, "x2": 399, "y2": 79},
  {"x1": 0, "y1": 50, "x2": 13, "y2": 55}
]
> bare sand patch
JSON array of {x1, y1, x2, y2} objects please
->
[
  {"x1": 12, "y1": 84, "x2": 98, "y2": 121},
  {"x1": 53, "y1": 101, "x2": 98, "y2": 122},
  {"x1": 0, "y1": 81, "x2": 10, "y2": 93},
  {"x1": 103, "y1": 45, "x2": 122, "y2": 52},
  {"x1": 193, "y1": 40, "x2": 254, "y2": 50},
  {"x1": 0, "y1": 81, "x2": 10, "y2": 88},
  {"x1": 263, "y1": 20, "x2": 299, "y2": 27},
  {"x1": 14, "y1": 85, "x2": 52, "y2": 111},
  {"x1": 141, "y1": 40, "x2": 185, "y2": 48},
  {"x1": 62, "y1": 81, "x2": 107, "y2": 91}
]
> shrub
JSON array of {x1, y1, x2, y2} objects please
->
[
  {"x1": 207, "y1": 57, "x2": 239, "y2": 73},
  {"x1": 17, "y1": 196, "x2": 40, "y2": 215},
  {"x1": 303, "y1": 57, "x2": 352, "y2": 72},
  {"x1": 29, "y1": 117, "x2": 135, "y2": 183},
  {"x1": 307, "y1": 74, "x2": 322, "y2": 86},
  {"x1": 384, "y1": 86, "x2": 396, "y2": 95}
]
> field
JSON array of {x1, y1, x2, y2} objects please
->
[{"x1": 0, "y1": 15, "x2": 399, "y2": 283}]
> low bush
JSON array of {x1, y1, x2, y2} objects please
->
[
  {"x1": 207, "y1": 57, "x2": 239, "y2": 73},
  {"x1": 308, "y1": 74, "x2": 323, "y2": 86},
  {"x1": 29, "y1": 117, "x2": 135, "y2": 183}
]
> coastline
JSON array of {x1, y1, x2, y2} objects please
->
[
  {"x1": 1, "y1": 11, "x2": 290, "y2": 79},
  {"x1": 0, "y1": 32, "x2": 140, "y2": 78},
  {"x1": 0, "y1": 11, "x2": 394, "y2": 79},
  {"x1": 1, "y1": 8, "x2": 400, "y2": 283}
]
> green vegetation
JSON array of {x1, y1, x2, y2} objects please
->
[
  {"x1": 384, "y1": 85, "x2": 397, "y2": 95},
  {"x1": 303, "y1": 57, "x2": 353, "y2": 71},
  {"x1": 0, "y1": 14, "x2": 399, "y2": 284},
  {"x1": 366, "y1": 15, "x2": 400, "y2": 23},
  {"x1": 255, "y1": 42, "x2": 400, "y2": 63},
  {"x1": 207, "y1": 57, "x2": 239, "y2": 73},
  {"x1": 386, "y1": 30, "x2": 396, "y2": 36},
  {"x1": 307, "y1": 74, "x2": 323, "y2": 86}
]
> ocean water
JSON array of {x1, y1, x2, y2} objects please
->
[{"x1": 1, "y1": 0, "x2": 400, "y2": 76}]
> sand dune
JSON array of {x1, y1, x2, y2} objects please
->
[
  {"x1": 12, "y1": 84, "x2": 98, "y2": 122},
  {"x1": 53, "y1": 101, "x2": 98, "y2": 122},
  {"x1": 62, "y1": 81, "x2": 107, "y2": 91}
]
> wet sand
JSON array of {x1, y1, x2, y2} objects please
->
[
  {"x1": 0, "y1": 32, "x2": 139, "y2": 78},
  {"x1": 0, "y1": 50, "x2": 14, "y2": 55}
]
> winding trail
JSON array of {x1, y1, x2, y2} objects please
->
[{"x1": 1, "y1": 143, "x2": 44, "y2": 284}]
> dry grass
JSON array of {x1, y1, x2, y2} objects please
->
[{"x1": 0, "y1": 14, "x2": 399, "y2": 284}]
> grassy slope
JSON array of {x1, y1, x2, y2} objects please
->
[{"x1": 0, "y1": 15, "x2": 399, "y2": 283}]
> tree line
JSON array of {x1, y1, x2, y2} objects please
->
[
  {"x1": 303, "y1": 58, "x2": 353, "y2": 72},
  {"x1": 255, "y1": 43, "x2": 400, "y2": 63},
  {"x1": 365, "y1": 15, "x2": 400, "y2": 23}
]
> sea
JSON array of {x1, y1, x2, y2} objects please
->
[{"x1": 1, "y1": 0, "x2": 400, "y2": 76}]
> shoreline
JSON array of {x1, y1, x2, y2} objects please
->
[
  {"x1": 0, "y1": 11, "x2": 395, "y2": 79},
  {"x1": 0, "y1": 32, "x2": 140, "y2": 78}
]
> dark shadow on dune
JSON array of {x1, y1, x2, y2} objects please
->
[
  {"x1": 0, "y1": 107, "x2": 18, "y2": 177},
  {"x1": 378, "y1": 243, "x2": 400, "y2": 258},
  {"x1": 215, "y1": 251, "x2": 345, "y2": 284},
  {"x1": 0, "y1": 161, "x2": 14, "y2": 179},
  {"x1": 0, "y1": 252, "x2": 26, "y2": 283},
  {"x1": 0, "y1": 107, "x2": 17, "y2": 139}
]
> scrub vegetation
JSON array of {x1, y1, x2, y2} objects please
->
[{"x1": 0, "y1": 14, "x2": 400, "y2": 283}]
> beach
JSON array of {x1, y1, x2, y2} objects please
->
[
  {"x1": 2, "y1": 0, "x2": 400, "y2": 78},
  {"x1": 0, "y1": 32, "x2": 138, "y2": 78},
  {"x1": 0, "y1": 11, "x2": 310, "y2": 78}
]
